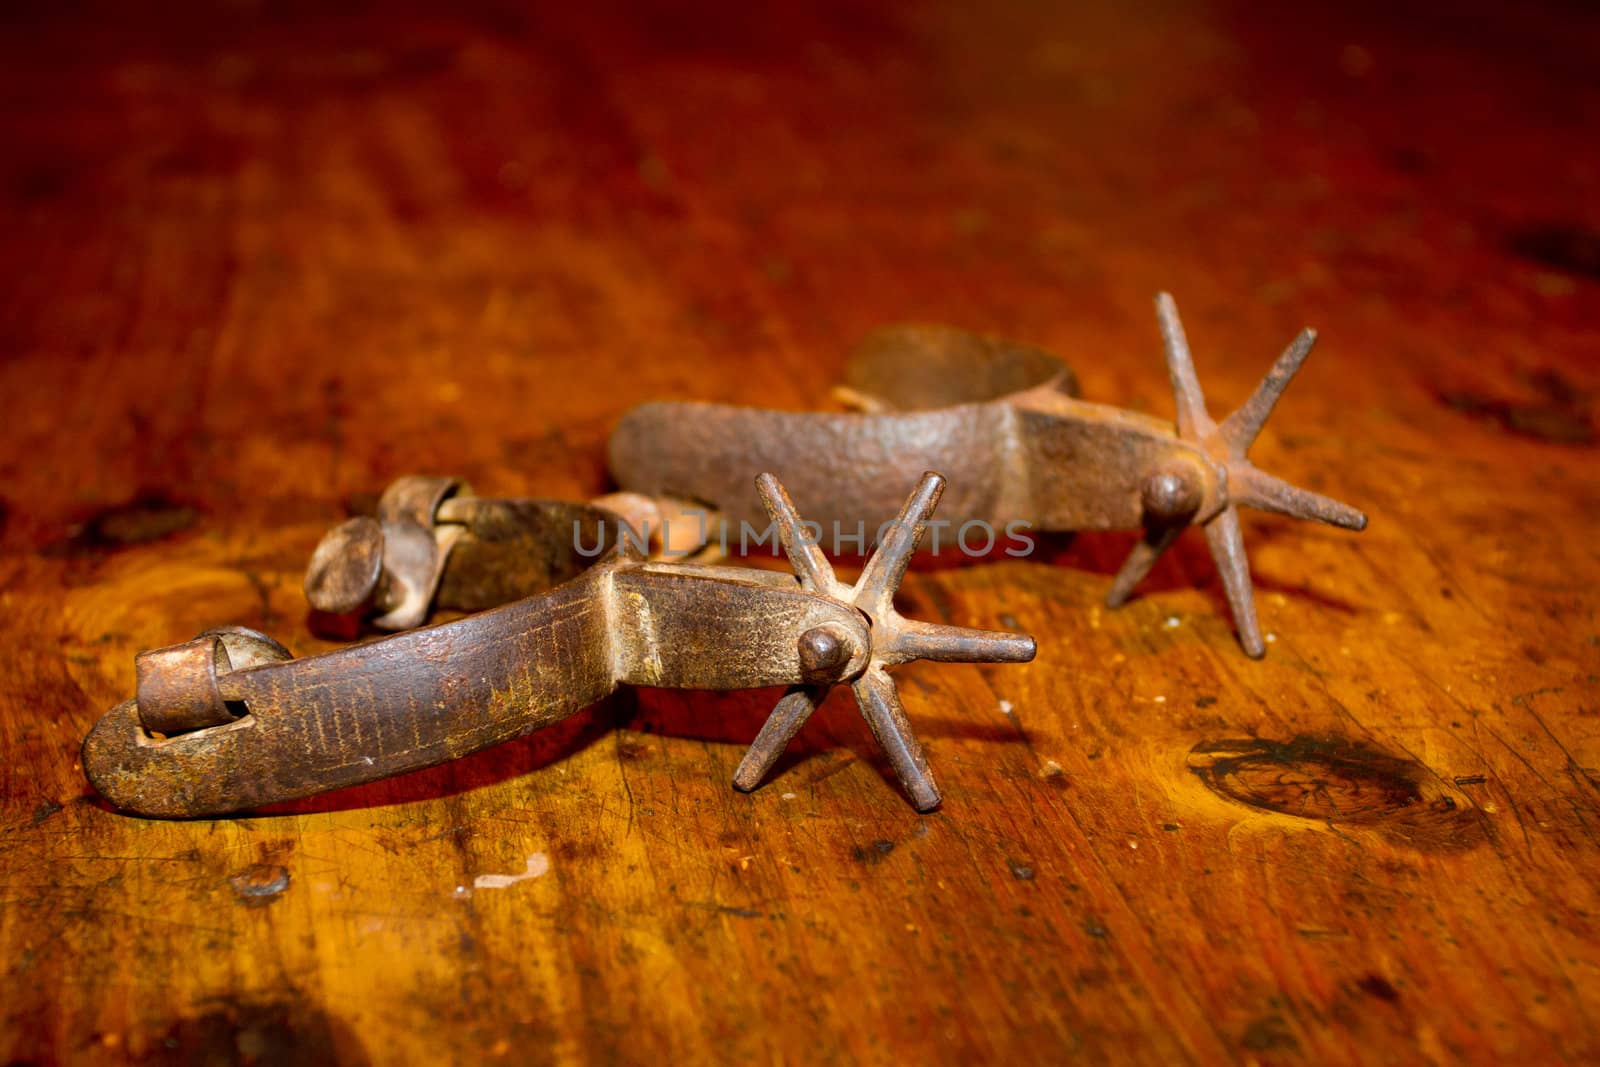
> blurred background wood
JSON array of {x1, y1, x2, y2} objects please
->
[{"x1": 1, "y1": 0, "x2": 1597, "y2": 1062}]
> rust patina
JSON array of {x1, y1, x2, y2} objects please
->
[
  {"x1": 608, "y1": 294, "x2": 1368, "y2": 657},
  {"x1": 82, "y1": 473, "x2": 1034, "y2": 817}
]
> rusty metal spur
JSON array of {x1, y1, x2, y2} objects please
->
[
  {"x1": 81, "y1": 472, "x2": 1035, "y2": 817},
  {"x1": 609, "y1": 293, "x2": 1368, "y2": 658}
]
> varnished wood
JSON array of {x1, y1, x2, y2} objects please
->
[{"x1": 2, "y1": 1, "x2": 1598, "y2": 1062}]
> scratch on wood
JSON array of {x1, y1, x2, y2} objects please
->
[{"x1": 471, "y1": 852, "x2": 550, "y2": 891}]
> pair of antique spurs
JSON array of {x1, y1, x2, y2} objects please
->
[{"x1": 83, "y1": 295, "x2": 1366, "y2": 817}]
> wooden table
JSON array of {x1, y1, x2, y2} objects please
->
[{"x1": 3, "y1": 2, "x2": 1597, "y2": 1062}]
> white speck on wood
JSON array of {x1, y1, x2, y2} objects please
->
[{"x1": 473, "y1": 853, "x2": 550, "y2": 890}]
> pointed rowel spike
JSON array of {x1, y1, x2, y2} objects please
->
[
  {"x1": 854, "y1": 471, "x2": 944, "y2": 615},
  {"x1": 884, "y1": 619, "x2": 1036, "y2": 665},
  {"x1": 755, "y1": 472, "x2": 836, "y2": 593},
  {"x1": 1234, "y1": 465, "x2": 1368, "y2": 531},
  {"x1": 734, "y1": 685, "x2": 828, "y2": 792},
  {"x1": 1218, "y1": 328, "x2": 1317, "y2": 455},
  {"x1": 851, "y1": 667, "x2": 941, "y2": 812},
  {"x1": 1202, "y1": 507, "x2": 1264, "y2": 658},
  {"x1": 1106, "y1": 523, "x2": 1185, "y2": 607},
  {"x1": 1155, "y1": 293, "x2": 1216, "y2": 442}
]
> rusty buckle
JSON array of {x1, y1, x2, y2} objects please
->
[
  {"x1": 82, "y1": 473, "x2": 1034, "y2": 817},
  {"x1": 302, "y1": 475, "x2": 713, "y2": 630}
]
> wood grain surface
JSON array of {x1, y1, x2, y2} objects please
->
[{"x1": 2, "y1": 1, "x2": 1598, "y2": 1063}]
